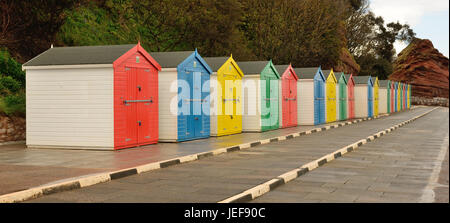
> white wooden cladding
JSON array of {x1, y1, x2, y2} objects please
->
[
  {"x1": 158, "y1": 69, "x2": 178, "y2": 142},
  {"x1": 242, "y1": 75, "x2": 261, "y2": 132},
  {"x1": 297, "y1": 80, "x2": 314, "y2": 125},
  {"x1": 354, "y1": 85, "x2": 368, "y2": 118},
  {"x1": 379, "y1": 88, "x2": 387, "y2": 114},
  {"x1": 209, "y1": 74, "x2": 219, "y2": 136},
  {"x1": 26, "y1": 67, "x2": 114, "y2": 149}
]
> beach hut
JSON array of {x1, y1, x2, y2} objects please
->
[
  {"x1": 322, "y1": 69, "x2": 337, "y2": 123},
  {"x1": 378, "y1": 80, "x2": 389, "y2": 114},
  {"x1": 354, "y1": 76, "x2": 374, "y2": 118},
  {"x1": 401, "y1": 83, "x2": 404, "y2": 110},
  {"x1": 239, "y1": 61, "x2": 280, "y2": 132},
  {"x1": 335, "y1": 72, "x2": 348, "y2": 121},
  {"x1": 400, "y1": 82, "x2": 404, "y2": 110},
  {"x1": 403, "y1": 83, "x2": 407, "y2": 110},
  {"x1": 393, "y1": 82, "x2": 398, "y2": 112},
  {"x1": 151, "y1": 50, "x2": 213, "y2": 142},
  {"x1": 295, "y1": 67, "x2": 326, "y2": 125},
  {"x1": 204, "y1": 56, "x2": 244, "y2": 137},
  {"x1": 345, "y1": 74, "x2": 355, "y2": 119},
  {"x1": 23, "y1": 43, "x2": 161, "y2": 150},
  {"x1": 399, "y1": 82, "x2": 404, "y2": 111},
  {"x1": 372, "y1": 76, "x2": 379, "y2": 116},
  {"x1": 274, "y1": 64, "x2": 298, "y2": 128},
  {"x1": 385, "y1": 80, "x2": 392, "y2": 113},
  {"x1": 389, "y1": 81, "x2": 395, "y2": 113},
  {"x1": 408, "y1": 84, "x2": 412, "y2": 108}
]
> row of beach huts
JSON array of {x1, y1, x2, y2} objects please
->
[{"x1": 22, "y1": 43, "x2": 411, "y2": 150}]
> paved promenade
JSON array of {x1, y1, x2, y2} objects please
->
[
  {"x1": 0, "y1": 117, "x2": 351, "y2": 195},
  {"x1": 21, "y1": 107, "x2": 445, "y2": 203},
  {"x1": 251, "y1": 107, "x2": 449, "y2": 203}
]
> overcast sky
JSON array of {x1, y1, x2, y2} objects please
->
[{"x1": 370, "y1": 0, "x2": 449, "y2": 57}]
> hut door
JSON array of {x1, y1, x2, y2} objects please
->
[
  {"x1": 270, "y1": 78, "x2": 279, "y2": 129},
  {"x1": 223, "y1": 73, "x2": 238, "y2": 133},
  {"x1": 368, "y1": 85, "x2": 373, "y2": 117},
  {"x1": 284, "y1": 75, "x2": 296, "y2": 126},
  {"x1": 136, "y1": 68, "x2": 156, "y2": 144},
  {"x1": 261, "y1": 77, "x2": 271, "y2": 129},
  {"x1": 327, "y1": 82, "x2": 336, "y2": 122},
  {"x1": 340, "y1": 83, "x2": 346, "y2": 120},
  {"x1": 374, "y1": 86, "x2": 379, "y2": 116},
  {"x1": 125, "y1": 67, "x2": 138, "y2": 145},
  {"x1": 347, "y1": 84, "x2": 353, "y2": 119},
  {"x1": 192, "y1": 71, "x2": 203, "y2": 137},
  {"x1": 124, "y1": 67, "x2": 155, "y2": 146},
  {"x1": 391, "y1": 87, "x2": 394, "y2": 112},
  {"x1": 289, "y1": 77, "x2": 297, "y2": 126},
  {"x1": 403, "y1": 85, "x2": 407, "y2": 109},
  {"x1": 314, "y1": 80, "x2": 321, "y2": 124},
  {"x1": 282, "y1": 76, "x2": 289, "y2": 126}
]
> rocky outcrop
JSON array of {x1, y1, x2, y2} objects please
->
[
  {"x1": 0, "y1": 115, "x2": 25, "y2": 143},
  {"x1": 389, "y1": 38, "x2": 449, "y2": 98}
]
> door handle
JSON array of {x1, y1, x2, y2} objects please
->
[
  {"x1": 137, "y1": 85, "x2": 141, "y2": 91},
  {"x1": 194, "y1": 117, "x2": 199, "y2": 120},
  {"x1": 137, "y1": 121, "x2": 141, "y2": 126},
  {"x1": 124, "y1": 99, "x2": 153, "y2": 104}
]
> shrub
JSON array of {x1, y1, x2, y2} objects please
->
[
  {"x1": 0, "y1": 49, "x2": 25, "y2": 86},
  {"x1": 0, "y1": 76, "x2": 21, "y2": 95},
  {"x1": 0, "y1": 48, "x2": 25, "y2": 116},
  {"x1": 0, "y1": 93, "x2": 26, "y2": 117}
]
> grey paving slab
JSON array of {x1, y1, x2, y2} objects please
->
[
  {"x1": 24, "y1": 107, "x2": 437, "y2": 203},
  {"x1": 0, "y1": 117, "x2": 370, "y2": 194},
  {"x1": 251, "y1": 107, "x2": 448, "y2": 203},
  {"x1": 434, "y1": 146, "x2": 449, "y2": 203},
  {"x1": 0, "y1": 121, "x2": 340, "y2": 195}
]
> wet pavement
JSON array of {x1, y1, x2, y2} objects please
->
[
  {"x1": 21, "y1": 107, "x2": 437, "y2": 203},
  {"x1": 0, "y1": 116, "x2": 362, "y2": 195},
  {"x1": 251, "y1": 107, "x2": 449, "y2": 203}
]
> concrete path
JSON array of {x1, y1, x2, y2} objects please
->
[
  {"x1": 0, "y1": 118, "x2": 358, "y2": 195},
  {"x1": 23, "y1": 107, "x2": 438, "y2": 203},
  {"x1": 251, "y1": 107, "x2": 449, "y2": 203},
  {"x1": 434, "y1": 148, "x2": 449, "y2": 203}
]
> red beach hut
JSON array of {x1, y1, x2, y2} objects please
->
[
  {"x1": 275, "y1": 64, "x2": 299, "y2": 128},
  {"x1": 23, "y1": 43, "x2": 161, "y2": 150},
  {"x1": 345, "y1": 74, "x2": 355, "y2": 119}
]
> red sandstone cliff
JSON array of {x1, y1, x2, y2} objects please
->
[{"x1": 389, "y1": 38, "x2": 449, "y2": 98}]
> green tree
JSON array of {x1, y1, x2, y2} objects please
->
[
  {"x1": 240, "y1": 0, "x2": 349, "y2": 68},
  {"x1": 345, "y1": 0, "x2": 415, "y2": 79},
  {"x1": 56, "y1": 0, "x2": 253, "y2": 58},
  {"x1": 0, "y1": 49, "x2": 25, "y2": 116},
  {"x1": 0, "y1": 0, "x2": 80, "y2": 62}
]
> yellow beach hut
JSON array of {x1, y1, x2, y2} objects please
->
[
  {"x1": 397, "y1": 82, "x2": 401, "y2": 111},
  {"x1": 323, "y1": 69, "x2": 337, "y2": 123},
  {"x1": 372, "y1": 76, "x2": 379, "y2": 117},
  {"x1": 204, "y1": 56, "x2": 244, "y2": 137}
]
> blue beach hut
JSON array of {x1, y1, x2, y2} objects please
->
[{"x1": 152, "y1": 50, "x2": 213, "y2": 142}]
